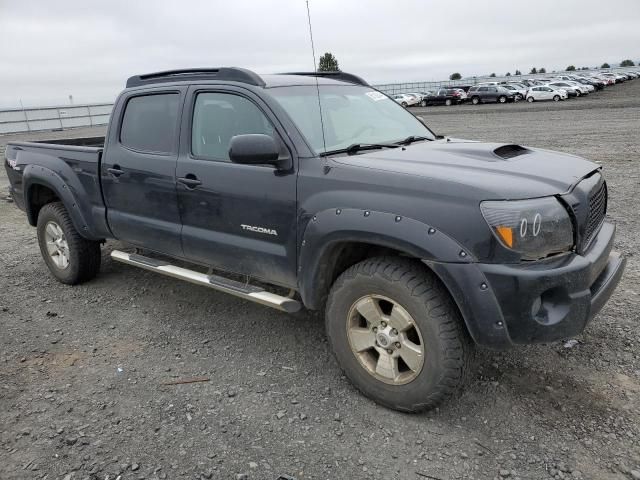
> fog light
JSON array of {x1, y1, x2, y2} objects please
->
[{"x1": 533, "y1": 287, "x2": 570, "y2": 325}]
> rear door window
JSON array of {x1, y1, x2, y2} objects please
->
[{"x1": 120, "y1": 93, "x2": 180, "y2": 154}]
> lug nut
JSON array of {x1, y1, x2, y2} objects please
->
[
  {"x1": 387, "y1": 349, "x2": 393, "y2": 354},
  {"x1": 395, "y1": 342, "x2": 401, "y2": 348},
  {"x1": 380, "y1": 321, "x2": 387, "y2": 328},
  {"x1": 391, "y1": 328, "x2": 398, "y2": 335},
  {"x1": 372, "y1": 327, "x2": 378, "y2": 333}
]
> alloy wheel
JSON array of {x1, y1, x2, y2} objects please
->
[
  {"x1": 346, "y1": 294, "x2": 425, "y2": 385},
  {"x1": 44, "y1": 221, "x2": 70, "y2": 270}
]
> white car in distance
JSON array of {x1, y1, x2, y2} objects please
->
[
  {"x1": 393, "y1": 94, "x2": 419, "y2": 107},
  {"x1": 563, "y1": 80, "x2": 592, "y2": 94},
  {"x1": 526, "y1": 85, "x2": 567, "y2": 102},
  {"x1": 501, "y1": 84, "x2": 527, "y2": 100}
]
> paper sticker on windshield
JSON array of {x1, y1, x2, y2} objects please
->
[{"x1": 365, "y1": 91, "x2": 387, "y2": 101}]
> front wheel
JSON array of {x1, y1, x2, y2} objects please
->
[
  {"x1": 527, "y1": 96, "x2": 534, "y2": 102},
  {"x1": 36, "y1": 202, "x2": 101, "y2": 285},
  {"x1": 420, "y1": 100, "x2": 427, "y2": 107},
  {"x1": 401, "y1": 102, "x2": 408, "y2": 107},
  {"x1": 553, "y1": 95, "x2": 560, "y2": 102},
  {"x1": 498, "y1": 95, "x2": 507, "y2": 103},
  {"x1": 471, "y1": 96, "x2": 480, "y2": 105},
  {"x1": 325, "y1": 257, "x2": 473, "y2": 412},
  {"x1": 445, "y1": 98, "x2": 452, "y2": 106}
]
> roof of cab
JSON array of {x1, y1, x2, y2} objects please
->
[{"x1": 125, "y1": 68, "x2": 369, "y2": 89}]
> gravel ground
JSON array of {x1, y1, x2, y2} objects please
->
[{"x1": 1, "y1": 80, "x2": 639, "y2": 480}]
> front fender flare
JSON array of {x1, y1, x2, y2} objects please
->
[{"x1": 298, "y1": 208, "x2": 473, "y2": 310}]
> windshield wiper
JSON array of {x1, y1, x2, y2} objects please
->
[
  {"x1": 394, "y1": 135, "x2": 432, "y2": 146},
  {"x1": 319, "y1": 142, "x2": 400, "y2": 157}
]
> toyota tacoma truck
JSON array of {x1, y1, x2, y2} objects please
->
[{"x1": 4, "y1": 68, "x2": 626, "y2": 412}]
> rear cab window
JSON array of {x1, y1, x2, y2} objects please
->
[{"x1": 120, "y1": 93, "x2": 180, "y2": 154}]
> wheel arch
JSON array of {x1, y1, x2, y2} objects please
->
[
  {"x1": 23, "y1": 165, "x2": 99, "y2": 239},
  {"x1": 298, "y1": 208, "x2": 472, "y2": 310}
]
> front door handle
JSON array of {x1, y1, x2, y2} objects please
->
[
  {"x1": 107, "y1": 165, "x2": 125, "y2": 177},
  {"x1": 178, "y1": 175, "x2": 202, "y2": 189}
]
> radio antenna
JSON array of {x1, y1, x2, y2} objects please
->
[{"x1": 305, "y1": 0, "x2": 327, "y2": 154}]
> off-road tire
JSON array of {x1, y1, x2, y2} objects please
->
[
  {"x1": 37, "y1": 202, "x2": 101, "y2": 285},
  {"x1": 325, "y1": 256, "x2": 473, "y2": 412}
]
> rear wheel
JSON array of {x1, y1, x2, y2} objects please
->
[
  {"x1": 553, "y1": 95, "x2": 560, "y2": 102},
  {"x1": 471, "y1": 96, "x2": 480, "y2": 105},
  {"x1": 325, "y1": 256, "x2": 473, "y2": 412},
  {"x1": 420, "y1": 100, "x2": 427, "y2": 107},
  {"x1": 36, "y1": 202, "x2": 101, "y2": 285},
  {"x1": 445, "y1": 98, "x2": 452, "y2": 106}
]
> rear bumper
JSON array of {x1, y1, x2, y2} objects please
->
[{"x1": 426, "y1": 222, "x2": 625, "y2": 349}]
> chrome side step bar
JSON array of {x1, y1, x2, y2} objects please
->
[{"x1": 110, "y1": 250, "x2": 301, "y2": 313}]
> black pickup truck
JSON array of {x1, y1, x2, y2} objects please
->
[{"x1": 4, "y1": 68, "x2": 626, "y2": 412}]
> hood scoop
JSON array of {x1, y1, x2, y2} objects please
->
[{"x1": 493, "y1": 144, "x2": 531, "y2": 160}]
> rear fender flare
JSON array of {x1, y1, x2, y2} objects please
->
[
  {"x1": 22, "y1": 164, "x2": 99, "y2": 240},
  {"x1": 298, "y1": 208, "x2": 473, "y2": 310}
]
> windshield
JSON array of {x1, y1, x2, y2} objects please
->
[{"x1": 268, "y1": 85, "x2": 435, "y2": 154}]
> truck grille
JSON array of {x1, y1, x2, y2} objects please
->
[{"x1": 583, "y1": 181, "x2": 607, "y2": 248}]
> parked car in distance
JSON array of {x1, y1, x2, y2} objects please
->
[
  {"x1": 450, "y1": 85, "x2": 473, "y2": 93},
  {"x1": 575, "y1": 77, "x2": 604, "y2": 90},
  {"x1": 594, "y1": 74, "x2": 616, "y2": 85},
  {"x1": 405, "y1": 92, "x2": 425, "y2": 105},
  {"x1": 4, "y1": 67, "x2": 626, "y2": 413},
  {"x1": 526, "y1": 85, "x2": 567, "y2": 102},
  {"x1": 564, "y1": 80, "x2": 591, "y2": 94},
  {"x1": 404, "y1": 93, "x2": 422, "y2": 105},
  {"x1": 467, "y1": 85, "x2": 515, "y2": 104},
  {"x1": 422, "y1": 89, "x2": 463, "y2": 106},
  {"x1": 546, "y1": 82, "x2": 580, "y2": 97},
  {"x1": 393, "y1": 93, "x2": 418, "y2": 107},
  {"x1": 501, "y1": 84, "x2": 526, "y2": 100},
  {"x1": 449, "y1": 88, "x2": 468, "y2": 102}
]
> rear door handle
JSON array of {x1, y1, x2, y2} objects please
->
[
  {"x1": 178, "y1": 175, "x2": 202, "y2": 189},
  {"x1": 107, "y1": 165, "x2": 125, "y2": 177}
]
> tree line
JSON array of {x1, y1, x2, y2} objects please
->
[
  {"x1": 450, "y1": 60, "x2": 636, "y2": 80},
  {"x1": 313, "y1": 53, "x2": 636, "y2": 80}
]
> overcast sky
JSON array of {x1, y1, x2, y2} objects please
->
[{"x1": 1, "y1": 0, "x2": 639, "y2": 107}]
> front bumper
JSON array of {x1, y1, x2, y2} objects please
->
[{"x1": 426, "y1": 222, "x2": 625, "y2": 349}]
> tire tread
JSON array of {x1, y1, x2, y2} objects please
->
[
  {"x1": 326, "y1": 256, "x2": 473, "y2": 412},
  {"x1": 37, "y1": 202, "x2": 101, "y2": 285}
]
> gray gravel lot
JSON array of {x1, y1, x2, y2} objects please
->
[{"x1": 1, "y1": 80, "x2": 639, "y2": 480}]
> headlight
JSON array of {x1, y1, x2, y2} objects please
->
[{"x1": 481, "y1": 197, "x2": 573, "y2": 260}]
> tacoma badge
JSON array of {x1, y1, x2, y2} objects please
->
[{"x1": 241, "y1": 224, "x2": 278, "y2": 236}]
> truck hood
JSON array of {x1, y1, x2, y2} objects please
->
[{"x1": 333, "y1": 138, "x2": 599, "y2": 199}]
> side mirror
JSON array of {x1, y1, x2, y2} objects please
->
[{"x1": 228, "y1": 134, "x2": 283, "y2": 167}]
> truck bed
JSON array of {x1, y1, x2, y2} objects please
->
[
  {"x1": 22, "y1": 136, "x2": 105, "y2": 148},
  {"x1": 4, "y1": 137, "x2": 108, "y2": 239}
]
